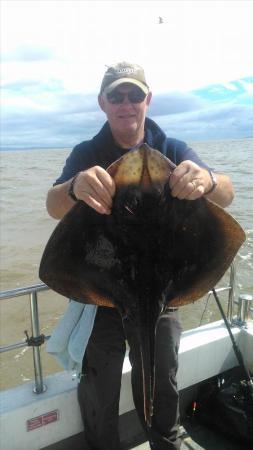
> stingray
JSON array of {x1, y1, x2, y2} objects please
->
[{"x1": 39, "y1": 144, "x2": 245, "y2": 427}]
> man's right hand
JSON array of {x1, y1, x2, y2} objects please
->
[{"x1": 73, "y1": 166, "x2": 116, "y2": 215}]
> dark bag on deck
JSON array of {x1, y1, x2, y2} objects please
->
[{"x1": 194, "y1": 369, "x2": 253, "y2": 445}]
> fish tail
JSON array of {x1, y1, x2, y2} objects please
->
[{"x1": 139, "y1": 328, "x2": 155, "y2": 427}]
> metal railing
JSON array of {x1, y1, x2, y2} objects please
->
[
  {"x1": 0, "y1": 264, "x2": 252, "y2": 395},
  {"x1": 0, "y1": 283, "x2": 49, "y2": 393},
  {"x1": 234, "y1": 293, "x2": 253, "y2": 325}
]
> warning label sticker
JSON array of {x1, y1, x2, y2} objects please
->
[{"x1": 27, "y1": 410, "x2": 59, "y2": 431}]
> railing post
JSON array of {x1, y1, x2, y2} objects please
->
[
  {"x1": 237, "y1": 294, "x2": 253, "y2": 325},
  {"x1": 30, "y1": 291, "x2": 46, "y2": 393},
  {"x1": 227, "y1": 262, "x2": 236, "y2": 323}
]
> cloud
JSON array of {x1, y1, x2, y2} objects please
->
[
  {"x1": 148, "y1": 92, "x2": 205, "y2": 116},
  {"x1": 2, "y1": 45, "x2": 55, "y2": 62},
  {"x1": 57, "y1": 93, "x2": 100, "y2": 115},
  {"x1": 153, "y1": 103, "x2": 253, "y2": 141},
  {"x1": 150, "y1": 77, "x2": 253, "y2": 141},
  {"x1": 1, "y1": 78, "x2": 63, "y2": 96},
  {"x1": 1, "y1": 76, "x2": 253, "y2": 149},
  {"x1": 192, "y1": 77, "x2": 253, "y2": 104},
  {"x1": 1, "y1": 106, "x2": 105, "y2": 149},
  {"x1": 1, "y1": 81, "x2": 105, "y2": 148}
]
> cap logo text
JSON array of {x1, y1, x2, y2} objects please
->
[{"x1": 116, "y1": 68, "x2": 136, "y2": 74}]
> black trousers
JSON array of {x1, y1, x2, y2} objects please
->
[{"x1": 78, "y1": 306, "x2": 182, "y2": 450}]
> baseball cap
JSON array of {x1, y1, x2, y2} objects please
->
[{"x1": 100, "y1": 62, "x2": 149, "y2": 95}]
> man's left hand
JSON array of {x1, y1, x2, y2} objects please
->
[{"x1": 169, "y1": 160, "x2": 212, "y2": 200}]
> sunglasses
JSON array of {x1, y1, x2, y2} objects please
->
[{"x1": 106, "y1": 89, "x2": 147, "y2": 104}]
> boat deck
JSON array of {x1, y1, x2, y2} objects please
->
[{"x1": 43, "y1": 411, "x2": 250, "y2": 450}]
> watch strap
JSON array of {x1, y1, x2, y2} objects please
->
[
  {"x1": 205, "y1": 170, "x2": 217, "y2": 195},
  {"x1": 68, "y1": 172, "x2": 80, "y2": 201}
]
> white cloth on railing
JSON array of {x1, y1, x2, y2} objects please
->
[{"x1": 46, "y1": 300, "x2": 97, "y2": 373}]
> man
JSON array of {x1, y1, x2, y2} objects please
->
[{"x1": 46, "y1": 62, "x2": 234, "y2": 450}]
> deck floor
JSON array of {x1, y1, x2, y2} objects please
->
[
  {"x1": 43, "y1": 414, "x2": 251, "y2": 450},
  {"x1": 132, "y1": 419, "x2": 250, "y2": 449}
]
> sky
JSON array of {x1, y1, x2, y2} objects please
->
[{"x1": 1, "y1": 0, "x2": 253, "y2": 148}]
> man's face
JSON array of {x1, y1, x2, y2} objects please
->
[{"x1": 98, "y1": 83, "x2": 152, "y2": 139}]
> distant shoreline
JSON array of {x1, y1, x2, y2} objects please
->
[
  {"x1": 1, "y1": 136, "x2": 252, "y2": 152},
  {"x1": 0, "y1": 147, "x2": 72, "y2": 152}
]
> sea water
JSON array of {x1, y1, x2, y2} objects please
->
[{"x1": 0, "y1": 139, "x2": 252, "y2": 389}]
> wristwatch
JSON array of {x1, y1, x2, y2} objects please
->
[
  {"x1": 68, "y1": 172, "x2": 80, "y2": 201},
  {"x1": 205, "y1": 170, "x2": 217, "y2": 195}
]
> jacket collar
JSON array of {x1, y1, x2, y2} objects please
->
[{"x1": 93, "y1": 117, "x2": 167, "y2": 152}]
